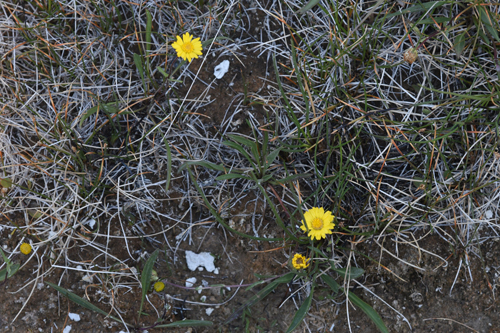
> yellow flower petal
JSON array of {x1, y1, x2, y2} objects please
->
[
  {"x1": 300, "y1": 207, "x2": 335, "y2": 240},
  {"x1": 292, "y1": 253, "x2": 310, "y2": 269},
  {"x1": 171, "y1": 32, "x2": 203, "y2": 62}
]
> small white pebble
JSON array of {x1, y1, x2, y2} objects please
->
[
  {"x1": 68, "y1": 313, "x2": 80, "y2": 322},
  {"x1": 486, "y1": 210, "x2": 493, "y2": 219},
  {"x1": 206, "y1": 308, "x2": 214, "y2": 316},
  {"x1": 63, "y1": 325, "x2": 72, "y2": 333},
  {"x1": 186, "y1": 277, "x2": 197, "y2": 288},
  {"x1": 214, "y1": 268, "x2": 219, "y2": 275},
  {"x1": 200, "y1": 295, "x2": 207, "y2": 302}
]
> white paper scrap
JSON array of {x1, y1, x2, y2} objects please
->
[
  {"x1": 214, "y1": 60, "x2": 230, "y2": 79},
  {"x1": 185, "y1": 251, "x2": 216, "y2": 272},
  {"x1": 68, "y1": 313, "x2": 81, "y2": 322}
]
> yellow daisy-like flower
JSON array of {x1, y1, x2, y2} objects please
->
[
  {"x1": 20, "y1": 243, "x2": 32, "y2": 255},
  {"x1": 300, "y1": 207, "x2": 335, "y2": 241},
  {"x1": 153, "y1": 281, "x2": 165, "y2": 292},
  {"x1": 291, "y1": 253, "x2": 310, "y2": 270},
  {"x1": 171, "y1": 32, "x2": 203, "y2": 62}
]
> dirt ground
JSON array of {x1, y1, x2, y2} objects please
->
[{"x1": 2, "y1": 216, "x2": 500, "y2": 333}]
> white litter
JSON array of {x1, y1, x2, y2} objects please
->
[
  {"x1": 186, "y1": 277, "x2": 197, "y2": 288},
  {"x1": 185, "y1": 251, "x2": 216, "y2": 272},
  {"x1": 68, "y1": 313, "x2": 80, "y2": 322},
  {"x1": 63, "y1": 325, "x2": 72, "y2": 333},
  {"x1": 214, "y1": 60, "x2": 230, "y2": 79},
  {"x1": 206, "y1": 308, "x2": 214, "y2": 316},
  {"x1": 486, "y1": 210, "x2": 493, "y2": 219}
]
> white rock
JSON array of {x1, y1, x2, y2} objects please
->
[
  {"x1": 68, "y1": 313, "x2": 80, "y2": 322},
  {"x1": 185, "y1": 251, "x2": 216, "y2": 272},
  {"x1": 63, "y1": 326, "x2": 72, "y2": 333},
  {"x1": 206, "y1": 308, "x2": 214, "y2": 316},
  {"x1": 200, "y1": 295, "x2": 207, "y2": 302},
  {"x1": 81, "y1": 275, "x2": 92, "y2": 283},
  {"x1": 214, "y1": 60, "x2": 230, "y2": 79},
  {"x1": 214, "y1": 268, "x2": 219, "y2": 275},
  {"x1": 186, "y1": 277, "x2": 197, "y2": 288},
  {"x1": 486, "y1": 210, "x2": 493, "y2": 219}
]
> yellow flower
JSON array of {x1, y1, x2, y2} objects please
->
[
  {"x1": 300, "y1": 207, "x2": 335, "y2": 240},
  {"x1": 292, "y1": 253, "x2": 310, "y2": 270},
  {"x1": 20, "y1": 243, "x2": 32, "y2": 255},
  {"x1": 171, "y1": 32, "x2": 203, "y2": 62},
  {"x1": 153, "y1": 281, "x2": 165, "y2": 292}
]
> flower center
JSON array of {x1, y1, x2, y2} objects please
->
[
  {"x1": 181, "y1": 42, "x2": 194, "y2": 53},
  {"x1": 296, "y1": 257, "x2": 304, "y2": 265},
  {"x1": 311, "y1": 217, "x2": 324, "y2": 230}
]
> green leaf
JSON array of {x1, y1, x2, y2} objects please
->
[
  {"x1": 385, "y1": 1, "x2": 450, "y2": 19},
  {"x1": 228, "y1": 134, "x2": 257, "y2": 150},
  {"x1": 215, "y1": 173, "x2": 251, "y2": 181},
  {"x1": 179, "y1": 160, "x2": 227, "y2": 173},
  {"x1": 224, "y1": 272, "x2": 295, "y2": 324},
  {"x1": 264, "y1": 148, "x2": 281, "y2": 169},
  {"x1": 320, "y1": 274, "x2": 339, "y2": 294},
  {"x1": 139, "y1": 249, "x2": 159, "y2": 316},
  {"x1": 454, "y1": 31, "x2": 466, "y2": 57},
  {"x1": 297, "y1": 0, "x2": 320, "y2": 14},
  {"x1": 145, "y1": 9, "x2": 152, "y2": 52},
  {"x1": 331, "y1": 267, "x2": 365, "y2": 280},
  {"x1": 286, "y1": 286, "x2": 314, "y2": 333},
  {"x1": 479, "y1": 7, "x2": 500, "y2": 42},
  {"x1": 45, "y1": 282, "x2": 128, "y2": 325},
  {"x1": 0, "y1": 263, "x2": 19, "y2": 281},
  {"x1": 155, "y1": 320, "x2": 213, "y2": 328},
  {"x1": 348, "y1": 292, "x2": 389, "y2": 333},
  {"x1": 79, "y1": 103, "x2": 120, "y2": 127},
  {"x1": 163, "y1": 138, "x2": 172, "y2": 191},
  {"x1": 0, "y1": 178, "x2": 12, "y2": 188}
]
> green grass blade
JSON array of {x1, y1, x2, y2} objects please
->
[
  {"x1": 479, "y1": 7, "x2": 500, "y2": 42},
  {"x1": 297, "y1": 0, "x2": 320, "y2": 14},
  {"x1": 179, "y1": 160, "x2": 227, "y2": 173},
  {"x1": 134, "y1": 53, "x2": 146, "y2": 92},
  {"x1": 139, "y1": 249, "x2": 159, "y2": 317},
  {"x1": 215, "y1": 173, "x2": 251, "y2": 181},
  {"x1": 331, "y1": 267, "x2": 365, "y2": 280},
  {"x1": 145, "y1": 9, "x2": 152, "y2": 52},
  {"x1": 155, "y1": 320, "x2": 213, "y2": 328},
  {"x1": 45, "y1": 282, "x2": 127, "y2": 325},
  {"x1": 320, "y1": 274, "x2": 339, "y2": 294},
  {"x1": 286, "y1": 286, "x2": 314, "y2": 333},
  {"x1": 0, "y1": 263, "x2": 20, "y2": 281},
  {"x1": 264, "y1": 148, "x2": 281, "y2": 169},
  {"x1": 454, "y1": 31, "x2": 466, "y2": 56},
  {"x1": 163, "y1": 138, "x2": 172, "y2": 191},
  {"x1": 385, "y1": 1, "x2": 450, "y2": 19},
  {"x1": 347, "y1": 291, "x2": 389, "y2": 333}
]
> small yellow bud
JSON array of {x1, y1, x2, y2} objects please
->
[
  {"x1": 20, "y1": 243, "x2": 32, "y2": 255},
  {"x1": 153, "y1": 281, "x2": 165, "y2": 292}
]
